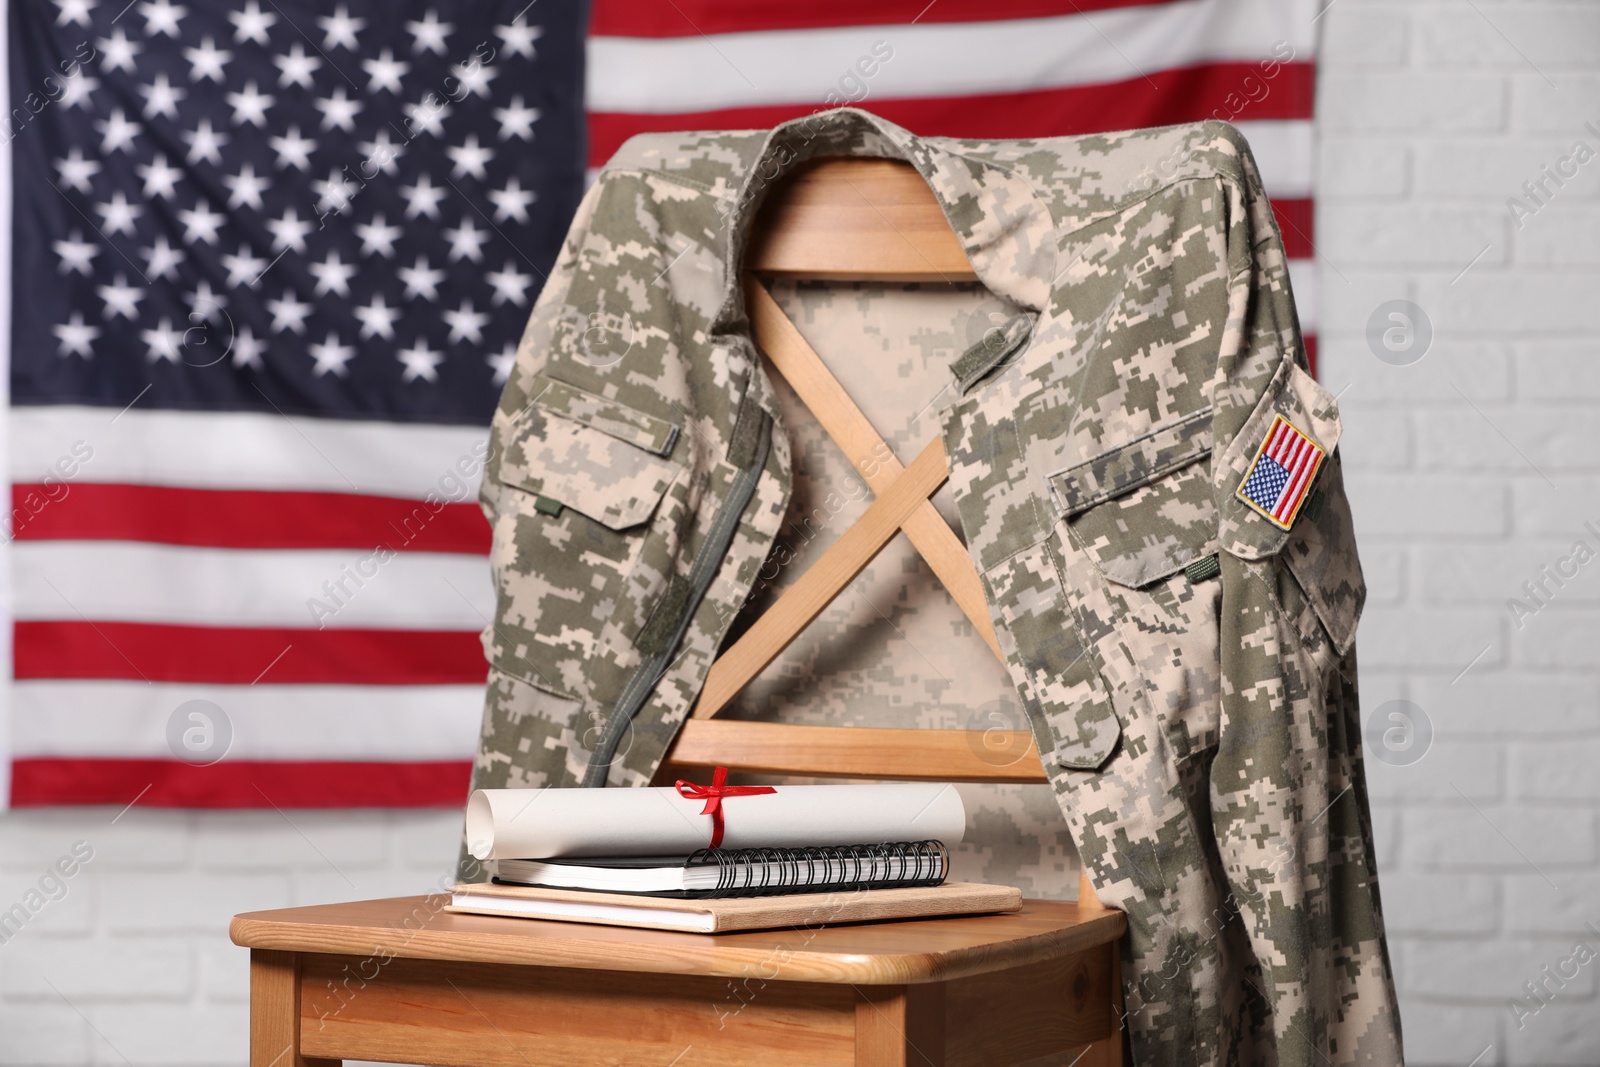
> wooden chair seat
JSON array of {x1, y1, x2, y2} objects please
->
[{"x1": 231, "y1": 894, "x2": 1125, "y2": 1067}]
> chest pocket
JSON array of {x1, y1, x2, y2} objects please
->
[
  {"x1": 490, "y1": 377, "x2": 684, "y2": 699},
  {"x1": 1050, "y1": 406, "x2": 1217, "y2": 586},
  {"x1": 1019, "y1": 363, "x2": 1358, "y2": 771},
  {"x1": 1031, "y1": 408, "x2": 1219, "y2": 770}
]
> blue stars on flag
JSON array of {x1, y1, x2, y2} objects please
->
[{"x1": 1241, "y1": 456, "x2": 1290, "y2": 507}]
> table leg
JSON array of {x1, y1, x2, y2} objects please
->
[{"x1": 250, "y1": 949, "x2": 341, "y2": 1067}]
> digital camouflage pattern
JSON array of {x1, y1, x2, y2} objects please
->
[{"x1": 466, "y1": 108, "x2": 1402, "y2": 1067}]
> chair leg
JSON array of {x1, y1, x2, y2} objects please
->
[
  {"x1": 1073, "y1": 937, "x2": 1127, "y2": 1067},
  {"x1": 250, "y1": 950, "x2": 341, "y2": 1067},
  {"x1": 1074, "y1": 866, "x2": 1128, "y2": 1067},
  {"x1": 1070, "y1": 1037, "x2": 1122, "y2": 1067},
  {"x1": 855, "y1": 984, "x2": 945, "y2": 1067}
]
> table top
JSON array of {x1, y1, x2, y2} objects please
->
[{"x1": 231, "y1": 895, "x2": 1125, "y2": 985}]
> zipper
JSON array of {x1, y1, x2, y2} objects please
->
[{"x1": 581, "y1": 411, "x2": 773, "y2": 786}]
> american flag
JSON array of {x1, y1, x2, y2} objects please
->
[
  {"x1": 2, "y1": 0, "x2": 1320, "y2": 808},
  {"x1": 3, "y1": 0, "x2": 586, "y2": 806},
  {"x1": 1237, "y1": 415, "x2": 1327, "y2": 531}
]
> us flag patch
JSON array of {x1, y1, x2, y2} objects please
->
[{"x1": 1236, "y1": 416, "x2": 1327, "y2": 530}]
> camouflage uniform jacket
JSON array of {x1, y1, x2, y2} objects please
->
[{"x1": 469, "y1": 108, "x2": 1403, "y2": 1066}]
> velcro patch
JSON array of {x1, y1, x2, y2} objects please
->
[{"x1": 1235, "y1": 415, "x2": 1326, "y2": 531}]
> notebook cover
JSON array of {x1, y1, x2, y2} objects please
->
[{"x1": 446, "y1": 880, "x2": 1023, "y2": 934}]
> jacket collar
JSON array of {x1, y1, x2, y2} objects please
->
[{"x1": 723, "y1": 108, "x2": 1059, "y2": 316}]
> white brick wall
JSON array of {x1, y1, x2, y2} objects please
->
[
  {"x1": 1318, "y1": 2, "x2": 1600, "y2": 1064},
  {"x1": 3, "y1": 5, "x2": 1598, "y2": 1065},
  {"x1": 0, "y1": 809, "x2": 464, "y2": 1065}
]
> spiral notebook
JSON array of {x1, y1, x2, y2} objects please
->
[{"x1": 493, "y1": 840, "x2": 949, "y2": 898}]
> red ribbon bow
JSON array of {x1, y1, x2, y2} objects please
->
[{"x1": 674, "y1": 766, "x2": 776, "y2": 849}]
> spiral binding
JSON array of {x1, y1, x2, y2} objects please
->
[{"x1": 683, "y1": 840, "x2": 949, "y2": 898}]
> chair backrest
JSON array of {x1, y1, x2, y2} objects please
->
[
  {"x1": 655, "y1": 158, "x2": 1048, "y2": 789},
  {"x1": 654, "y1": 158, "x2": 1110, "y2": 905}
]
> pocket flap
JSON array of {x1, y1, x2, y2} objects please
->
[
  {"x1": 986, "y1": 543, "x2": 1122, "y2": 771},
  {"x1": 500, "y1": 408, "x2": 680, "y2": 530},
  {"x1": 534, "y1": 376, "x2": 680, "y2": 456},
  {"x1": 1051, "y1": 408, "x2": 1216, "y2": 587},
  {"x1": 1219, "y1": 360, "x2": 1342, "y2": 561},
  {"x1": 1049, "y1": 407, "x2": 1212, "y2": 517},
  {"x1": 1283, "y1": 449, "x2": 1365, "y2": 657}
]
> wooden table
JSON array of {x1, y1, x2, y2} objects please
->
[{"x1": 231, "y1": 895, "x2": 1127, "y2": 1067}]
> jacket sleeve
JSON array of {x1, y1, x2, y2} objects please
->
[{"x1": 1207, "y1": 148, "x2": 1396, "y2": 1065}]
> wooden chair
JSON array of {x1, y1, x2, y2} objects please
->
[{"x1": 231, "y1": 158, "x2": 1126, "y2": 1067}]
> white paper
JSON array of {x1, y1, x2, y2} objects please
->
[{"x1": 466, "y1": 782, "x2": 966, "y2": 860}]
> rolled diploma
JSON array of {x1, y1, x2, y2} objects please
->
[{"x1": 466, "y1": 782, "x2": 966, "y2": 860}]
